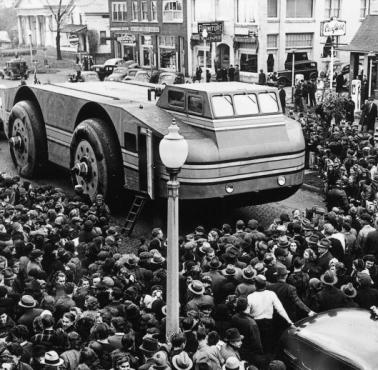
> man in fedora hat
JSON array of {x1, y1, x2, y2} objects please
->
[
  {"x1": 235, "y1": 266, "x2": 257, "y2": 297},
  {"x1": 186, "y1": 280, "x2": 214, "y2": 313},
  {"x1": 268, "y1": 266, "x2": 315, "y2": 323},
  {"x1": 172, "y1": 351, "x2": 193, "y2": 370},
  {"x1": 231, "y1": 297, "x2": 263, "y2": 364},
  {"x1": 17, "y1": 295, "x2": 43, "y2": 333},
  {"x1": 202, "y1": 256, "x2": 226, "y2": 299},
  {"x1": 312, "y1": 270, "x2": 348, "y2": 312},
  {"x1": 40, "y1": 350, "x2": 64, "y2": 369},
  {"x1": 340, "y1": 283, "x2": 359, "y2": 308},
  {"x1": 355, "y1": 272, "x2": 378, "y2": 309},
  {"x1": 317, "y1": 239, "x2": 334, "y2": 274},
  {"x1": 220, "y1": 327, "x2": 244, "y2": 361},
  {"x1": 139, "y1": 336, "x2": 159, "y2": 370}
]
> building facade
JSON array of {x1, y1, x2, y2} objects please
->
[
  {"x1": 109, "y1": 0, "x2": 189, "y2": 74},
  {"x1": 186, "y1": 0, "x2": 366, "y2": 82}
]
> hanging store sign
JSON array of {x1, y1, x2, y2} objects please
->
[
  {"x1": 320, "y1": 18, "x2": 346, "y2": 36},
  {"x1": 117, "y1": 34, "x2": 136, "y2": 44},
  {"x1": 68, "y1": 34, "x2": 79, "y2": 46},
  {"x1": 197, "y1": 22, "x2": 223, "y2": 42}
]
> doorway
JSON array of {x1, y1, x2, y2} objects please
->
[
  {"x1": 138, "y1": 128, "x2": 154, "y2": 198},
  {"x1": 216, "y1": 44, "x2": 230, "y2": 69}
]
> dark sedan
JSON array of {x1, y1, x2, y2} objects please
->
[{"x1": 278, "y1": 308, "x2": 378, "y2": 370}]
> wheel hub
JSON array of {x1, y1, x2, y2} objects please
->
[
  {"x1": 10, "y1": 118, "x2": 28, "y2": 166},
  {"x1": 72, "y1": 140, "x2": 99, "y2": 198}
]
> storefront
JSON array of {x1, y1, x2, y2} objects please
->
[
  {"x1": 158, "y1": 35, "x2": 177, "y2": 71},
  {"x1": 116, "y1": 34, "x2": 137, "y2": 62}
]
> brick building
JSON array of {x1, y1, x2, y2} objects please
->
[{"x1": 109, "y1": 0, "x2": 189, "y2": 74}]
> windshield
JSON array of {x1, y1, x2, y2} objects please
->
[
  {"x1": 259, "y1": 92, "x2": 279, "y2": 113},
  {"x1": 128, "y1": 70, "x2": 137, "y2": 77},
  {"x1": 234, "y1": 94, "x2": 259, "y2": 115},
  {"x1": 212, "y1": 95, "x2": 234, "y2": 117}
]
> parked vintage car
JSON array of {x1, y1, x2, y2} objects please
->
[
  {"x1": 158, "y1": 71, "x2": 188, "y2": 85},
  {"x1": 3, "y1": 59, "x2": 29, "y2": 80},
  {"x1": 91, "y1": 59, "x2": 137, "y2": 81},
  {"x1": 277, "y1": 308, "x2": 378, "y2": 370},
  {"x1": 68, "y1": 71, "x2": 101, "y2": 83},
  {"x1": 123, "y1": 69, "x2": 151, "y2": 83}
]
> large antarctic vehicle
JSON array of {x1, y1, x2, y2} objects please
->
[{"x1": 0, "y1": 81, "x2": 305, "y2": 206}]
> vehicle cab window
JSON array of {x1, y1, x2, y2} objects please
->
[
  {"x1": 212, "y1": 95, "x2": 234, "y2": 117},
  {"x1": 188, "y1": 95, "x2": 203, "y2": 114},
  {"x1": 234, "y1": 93, "x2": 259, "y2": 115},
  {"x1": 168, "y1": 90, "x2": 185, "y2": 108},
  {"x1": 259, "y1": 92, "x2": 279, "y2": 113}
]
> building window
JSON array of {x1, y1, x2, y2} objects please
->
[
  {"x1": 267, "y1": 34, "x2": 278, "y2": 48},
  {"x1": 112, "y1": 1, "x2": 127, "y2": 22},
  {"x1": 325, "y1": 0, "x2": 341, "y2": 18},
  {"x1": 236, "y1": 0, "x2": 256, "y2": 23},
  {"x1": 268, "y1": 0, "x2": 278, "y2": 18},
  {"x1": 163, "y1": 0, "x2": 183, "y2": 22},
  {"x1": 286, "y1": 0, "x2": 313, "y2": 18},
  {"x1": 151, "y1": 1, "x2": 158, "y2": 21},
  {"x1": 141, "y1": 1, "x2": 148, "y2": 20},
  {"x1": 360, "y1": 0, "x2": 369, "y2": 18},
  {"x1": 100, "y1": 31, "x2": 107, "y2": 45},
  {"x1": 132, "y1": 1, "x2": 138, "y2": 20},
  {"x1": 240, "y1": 54, "x2": 258, "y2": 73},
  {"x1": 286, "y1": 33, "x2": 313, "y2": 48}
]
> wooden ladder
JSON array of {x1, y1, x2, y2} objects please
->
[{"x1": 123, "y1": 194, "x2": 148, "y2": 236}]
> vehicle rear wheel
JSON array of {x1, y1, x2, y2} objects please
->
[
  {"x1": 8, "y1": 100, "x2": 47, "y2": 177},
  {"x1": 70, "y1": 118, "x2": 123, "y2": 206}
]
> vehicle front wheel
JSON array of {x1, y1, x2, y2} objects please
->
[
  {"x1": 70, "y1": 118, "x2": 123, "y2": 206},
  {"x1": 8, "y1": 100, "x2": 47, "y2": 177}
]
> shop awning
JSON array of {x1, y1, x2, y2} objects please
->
[
  {"x1": 234, "y1": 35, "x2": 257, "y2": 43},
  {"x1": 341, "y1": 15, "x2": 378, "y2": 53},
  {"x1": 61, "y1": 24, "x2": 87, "y2": 34}
]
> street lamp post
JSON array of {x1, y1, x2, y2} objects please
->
[
  {"x1": 28, "y1": 30, "x2": 33, "y2": 66},
  {"x1": 202, "y1": 28, "x2": 208, "y2": 83},
  {"x1": 368, "y1": 51, "x2": 375, "y2": 98},
  {"x1": 329, "y1": 36, "x2": 335, "y2": 92},
  {"x1": 159, "y1": 118, "x2": 188, "y2": 339},
  {"x1": 291, "y1": 49, "x2": 295, "y2": 103}
]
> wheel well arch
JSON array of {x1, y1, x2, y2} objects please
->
[
  {"x1": 74, "y1": 102, "x2": 124, "y2": 180},
  {"x1": 13, "y1": 87, "x2": 45, "y2": 125}
]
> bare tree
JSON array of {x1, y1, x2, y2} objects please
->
[{"x1": 45, "y1": 0, "x2": 74, "y2": 60}]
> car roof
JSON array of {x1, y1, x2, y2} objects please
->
[
  {"x1": 104, "y1": 58, "x2": 124, "y2": 66},
  {"x1": 294, "y1": 308, "x2": 378, "y2": 369},
  {"x1": 174, "y1": 82, "x2": 277, "y2": 93}
]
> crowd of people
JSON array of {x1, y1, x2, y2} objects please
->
[{"x1": 1, "y1": 83, "x2": 378, "y2": 370}]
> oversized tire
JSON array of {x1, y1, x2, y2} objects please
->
[
  {"x1": 8, "y1": 100, "x2": 47, "y2": 177},
  {"x1": 70, "y1": 118, "x2": 123, "y2": 206}
]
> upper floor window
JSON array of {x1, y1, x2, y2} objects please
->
[
  {"x1": 286, "y1": 0, "x2": 313, "y2": 18},
  {"x1": 151, "y1": 1, "x2": 158, "y2": 21},
  {"x1": 141, "y1": 1, "x2": 148, "y2": 20},
  {"x1": 286, "y1": 33, "x2": 313, "y2": 48},
  {"x1": 236, "y1": 0, "x2": 256, "y2": 23},
  {"x1": 268, "y1": 0, "x2": 278, "y2": 18},
  {"x1": 267, "y1": 34, "x2": 278, "y2": 48},
  {"x1": 325, "y1": 0, "x2": 341, "y2": 18},
  {"x1": 132, "y1": 1, "x2": 138, "y2": 21},
  {"x1": 112, "y1": 1, "x2": 127, "y2": 22},
  {"x1": 163, "y1": 0, "x2": 183, "y2": 22},
  {"x1": 360, "y1": 0, "x2": 370, "y2": 18}
]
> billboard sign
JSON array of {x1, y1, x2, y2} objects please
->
[{"x1": 320, "y1": 18, "x2": 346, "y2": 36}]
